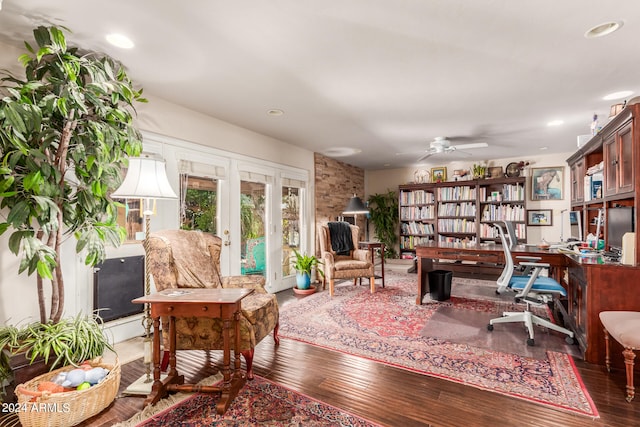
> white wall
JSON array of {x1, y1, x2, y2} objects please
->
[{"x1": 365, "y1": 152, "x2": 575, "y2": 246}]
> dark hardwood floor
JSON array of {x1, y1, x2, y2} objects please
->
[{"x1": 44, "y1": 282, "x2": 627, "y2": 426}]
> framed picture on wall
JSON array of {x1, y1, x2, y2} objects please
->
[
  {"x1": 526, "y1": 209, "x2": 553, "y2": 226},
  {"x1": 431, "y1": 167, "x2": 447, "y2": 182},
  {"x1": 531, "y1": 166, "x2": 564, "y2": 200}
]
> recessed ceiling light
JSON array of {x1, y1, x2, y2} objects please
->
[
  {"x1": 603, "y1": 90, "x2": 633, "y2": 101},
  {"x1": 584, "y1": 21, "x2": 623, "y2": 39},
  {"x1": 321, "y1": 147, "x2": 361, "y2": 157},
  {"x1": 267, "y1": 109, "x2": 284, "y2": 116},
  {"x1": 106, "y1": 33, "x2": 134, "y2": 49},
  {"x1": 540, "y1": 146, "x2": 548, "y2": 150},
  {"x1": 547, "y1": 120, "x2": 564, "y2": 127}
]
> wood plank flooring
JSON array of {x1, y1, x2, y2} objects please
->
[{"x1": 75, "y1": 288, "x2": 639, "y2": 427}]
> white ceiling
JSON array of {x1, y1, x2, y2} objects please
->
[{"x1": 0, "y1": 1, "x2": 639, "y2": 170}]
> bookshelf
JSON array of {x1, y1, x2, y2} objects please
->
[{"x1": 399, "y1": 177, "x2": 526, "y2": 257}]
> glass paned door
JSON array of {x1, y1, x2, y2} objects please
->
[
  {"x1": 180, "y1": 175, "x2": 218, "y2": 233},
  {"x1": 282, "y1": 186, "x2": 300, "y2": 278},
  {"x1": 240, "y1": 180, "x2": 266, "y2": 277}
]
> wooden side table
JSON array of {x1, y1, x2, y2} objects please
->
[
  {"x1": 359, "y1": 241, "x2": 385, "y2": 287},
  {"x1": 133, "y1": 288, "x2": 253, "y2": 414}
]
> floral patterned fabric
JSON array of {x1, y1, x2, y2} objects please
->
[
  {"x1": 317, "y1": 223, "x2": 374, "y2": 284},
  {"x1": 147, "y1": 230, "x2": 279, "y2": 353}
]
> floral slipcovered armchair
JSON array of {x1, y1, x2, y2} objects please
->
[
  {"x1": 317, "y1": 222, "x2": 375, "y2": 297},
  {"x1": 146, "y1": 229, "x2": 279, "y2": 379}
]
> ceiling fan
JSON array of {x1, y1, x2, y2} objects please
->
[{"x1": 417, "y1": 136, "x2": 489, "y2": 161}]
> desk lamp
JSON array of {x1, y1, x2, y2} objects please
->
[{"x1": 112, "y1": 155, "x2": 177, "y2": 395}]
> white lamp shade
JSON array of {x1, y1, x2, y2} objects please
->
[{"x1": 111, "y1": 157, "x2": 177, "y2": 199}]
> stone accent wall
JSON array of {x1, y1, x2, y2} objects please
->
[{"x1": 314, "y1": 153, "x2": 365, "y2": 249}]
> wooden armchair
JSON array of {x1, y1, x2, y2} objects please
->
[
  {"x1": 317, "y1": 222, "x2": 375, "y2": 297},
  {"x1": 146, "y1": 229, "x2": 279, "y2": 379}
]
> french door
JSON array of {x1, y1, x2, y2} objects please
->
[{"x1": 174, "y1": 154, "x2": 307, "y2": 293}]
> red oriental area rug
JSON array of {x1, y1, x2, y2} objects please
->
[
  {"x1": 127, "y1": 376, "x2": 380, "y2": 427},
  {"x1": 278, "y1": 273, "x2": 598, "y2": 418}
]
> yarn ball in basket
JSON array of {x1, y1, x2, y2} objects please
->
[
  {"x1": 37, "y1": 381, "x2": 65, "y2": 393},
  {"x1": 59, "y1": 367, "x2": 109, "y2": 387}
]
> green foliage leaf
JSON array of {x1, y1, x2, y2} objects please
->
[
  {"x1": 23, "y1": 170, "x2": 43, "y2": 192},
  {"x1": 6, "y1": 201, "x2": 31, "y2": 227},
  {"x1": 49, "y1": 26, "x2": 67, "y2": 52}
]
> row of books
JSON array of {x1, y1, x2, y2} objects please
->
[
  {"x1": 437, "y1": 218, "x2": 476, "y2": 233},
  {"x1": 479, "y1": 222, "x2": 526, "y2": 239},
  {"x1": 478, "y1": 184, "x2": 525, "y2": 201},
  {"x1": 399, "y1": 190, "x2": 435, "y2": 205},
  {"x1": 400, "y1": 206, "x2": 435, "y2": 220},
  {"x1": 438, "y1": 202, "x2": 476, "y2": 217},
  {"x1": 480, "y1": 204, "x2": 525, "y2": 221},
  {"x1": 401, "y1": 222, "x2": 435, "y2": 235},
  {"x1": 437, "y1": 186, "x2": 477, "y2": 201},
  {"x1": 400, "y1": 235, "x2": 434, "y2": 249},
  {"x1": 437, "y1": 235, "x2": 478, "y2": 244}
]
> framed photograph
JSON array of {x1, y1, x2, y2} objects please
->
[
  {"x1": 431, "y1": 167, "x2": 447, "y2": 182},
  {"x1": 527, "y1": 209, "x2": 553, "y2": 226},
  {"x1": 488, "y1": 166, "x2": 503, "y2": 179},
  {"x1": 531, "y1": 166, "x2": 564, "y2": 200}
]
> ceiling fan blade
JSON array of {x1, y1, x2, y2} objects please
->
[
  {"x1": 453, "y1": 142, "x2": 488, "y2": 150},
  {"x1": 417, "y1": 151, "x2": 435, "y2": 162}
]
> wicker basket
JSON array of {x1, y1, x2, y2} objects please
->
[{"x1": 15, "y1": 358, "x2": 120, "y2": 427}]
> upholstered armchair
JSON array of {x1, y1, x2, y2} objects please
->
[
  {"x1": 317, "y1": 222, "x2": 375, "y2": 297},
  {"x1": 146, "y1": 229, "x2": 279, "y2": 379}
]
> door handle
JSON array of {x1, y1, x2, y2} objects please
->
[{"x1": 223, "y1": 229, "x2": 231, "y2": 246}]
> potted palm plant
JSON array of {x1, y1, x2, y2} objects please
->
[{"x1": 292, "y1": 249, "x2": 323, "y2": 293}]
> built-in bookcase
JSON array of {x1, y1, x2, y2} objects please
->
[{"x1": 399, "y1": 177, "x2": 526, "y2": 258}]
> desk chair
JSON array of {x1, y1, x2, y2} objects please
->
[
  {"x1": 488, "y1": 223, "x2": 575, "y2": 346},
  {"x1": 494, "y1": 221, "x2": 542, "y2": 294}
]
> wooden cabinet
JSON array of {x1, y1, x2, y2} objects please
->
[
  {"x1": 562, "y1": 256, "x2": 640, "y2": 368},
  {"x1": 603, "y1": 122, "x2": 634, "y2": 197},
  {"x1": 567, "y1": 103, "x2": 640, "y2": 263},
  {"x1": 570, "y1": 158, "x2": 584, "y2": 203},
  {"x1": 399, "y1": 177, "x2": 526, "y2": 257}
]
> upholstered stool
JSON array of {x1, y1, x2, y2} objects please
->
[{"x1": 599, "y1": 311, "x2": 640, "y2": 402}]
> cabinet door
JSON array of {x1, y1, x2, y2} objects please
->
[
  {"x1": 570, "y1": 159, "x2": 584, "y2": 203},
  {"x1": 617, "y1": 124, "x2": 634, "y2": 194},
  {"x1": 603, "y1": 134, "x2": 618, "y2": 197}
]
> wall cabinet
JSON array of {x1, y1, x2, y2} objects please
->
[
  {"x1": 399, "y1": 177, "x2": 526, "y2": 256},
  {"x1": 603, "y1": 122, "x2": 634, "y2": 197},
  {"x1": 570, "y1": 158, "x2": 584, "y2": 203},
  {"x1": 567, "y1": 103, "x2": 640, "y2": 262}
]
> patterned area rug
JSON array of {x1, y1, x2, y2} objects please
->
[
  {"x1": 117, "y1": 376, "x2": 380, "y2": 427},
  {"x1": 279, "y1": 273, "x2": 598, "y2": 418}
]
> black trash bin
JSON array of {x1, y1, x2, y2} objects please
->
[{"x1": 428, "y1": 270, "x2": 453, "y2": 301}]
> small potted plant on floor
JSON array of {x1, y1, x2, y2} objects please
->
[{"x1": 293, "y1": 250, "x2": 323, "y2": 294}]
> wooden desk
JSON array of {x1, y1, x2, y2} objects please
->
[
  {"x1": 359, "y1": 241, "x2": 385, "y2": 287},
  {"x1": 133, "y1": 288, "x2": 253, "y2": 414},
  {"x1": 415, "y1": 242, "x2": 569, "y2": 305}
]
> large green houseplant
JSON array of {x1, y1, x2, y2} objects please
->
[
  {"x1": 0, "y1": 26, "x2": 145, "y2": 324},
  {"x1": 367, "y1": 190, "x2": 399, "y2": 258},
  {"x1": 0, "y1": 26, "x2": 144, "y2": 400}
]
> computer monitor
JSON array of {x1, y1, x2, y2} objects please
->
[
  {"x1": 606, "y1": 207, "x2": 634, "y2": 252},
  {"x1": 569, "y1": 211, "x2": 582, "y2": 242}
]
